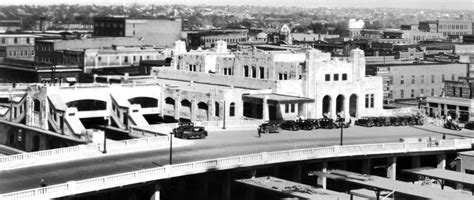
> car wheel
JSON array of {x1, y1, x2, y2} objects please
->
[
  {"x1": 291, "y1": 126, "x2": 297, "y2": 131},
  {"x1": 200, "y1": 133, "x2": 206, "y2": 139},
  {"x1": 265, "y1": 129, "x2": 270, "y2": 134}
]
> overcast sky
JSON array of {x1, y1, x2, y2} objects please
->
[{"x1": 0, "y1": 0, "x2": 473, "y2": 10}]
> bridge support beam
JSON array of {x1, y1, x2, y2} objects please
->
[
  {"x1": 293, "y1": 164, "x2": 302, "y2": 182},
  {"x1": 198, "y1": 174, "x2": 209, "y2": 200},
  {"x1": 361, "y1": 159, "x2": 371, "y2": 175},
  {"x1": 412, "y1": 156, "x2": 421, "y2": 169},
  {"x1": 317, "y1": 162, "x2": 328, "y2": 189},
  {"x1": 387, "y1": 157, "x2": 397, "y2": 180},
  {"x1": 150, "y1": 182, "x2": 161, "y2": 200},
  {"x1": 221, "y1": 171, "x2": 231, "y2": 200},
  {"x1": 437, "y1": 153, "x2": 446, "y2": 169}
]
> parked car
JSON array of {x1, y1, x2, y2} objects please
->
[
  {"x1": 444, "y1": 119, "x2": 462, "y2": 131},
  {"x1": 296, "y1": 119, "x2": 316, "y2": 130},
  {"x1": 372, "y1": 117, "x2": 385, "y2": 127},
  {"x1": 258, "y1": 121, "x2": 280, "y2": 134},
  {"x1": 389, "y1": 116, "x2": 402, "y2": 126},
  {"x1": 355, "y1": 117, "x2": 374, "y2": 127},
  {"x1": 280, "y1": 120, "x2": 300, "y2": 131},
  {"x1": 305, "y1": 118, "x2": 321, "y2": 129},
  {"x1": 319, "y1": 117, "x2": 336, "y2": 129},
  {"x1": 173, "y1": 125, "x2": 208, "y2": 139},
  {"x1": 464, "y1": 121, "x2": 474, "y2": 130},
  {"x1": 413, "y1": 114, "x2": 425, "y2": 125},
  {"x1": 334, "y1": 118, "x2": 352, "y2": 128}
]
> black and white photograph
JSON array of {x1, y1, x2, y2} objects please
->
[{"x1": 0, "y1": 0, "x2": 473, "y2": 199}]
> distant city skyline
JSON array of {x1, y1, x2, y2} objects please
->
[{"x1": 0, "y1": 0, "x2": 473, "y2": 10}]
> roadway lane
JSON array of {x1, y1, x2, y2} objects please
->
[{"x1": 0, "y1": 124, "x2": 470, "y2": 193}]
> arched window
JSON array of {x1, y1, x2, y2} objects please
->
[{"x1": 230, "y1": 102, "x2": 235, "y2": 117}]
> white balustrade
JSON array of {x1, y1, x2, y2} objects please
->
[{"x1": 1, "y1": 139, "x2": 473, "y2": 200}]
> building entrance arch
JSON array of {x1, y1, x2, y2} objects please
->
[
  {"x1": 336, "y1": 95, "x2": 345, "y2": 115},
  {"x1": 322, "y1": 95, "x2": 332, "y2": 116},
  {"x1": 349, "y1": 94, "x2": 358, "y2": 117}
]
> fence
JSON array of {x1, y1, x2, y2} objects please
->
[
  {"x1": 0, "y1": 136, "x2": 171, "y2": 171},
  {"x1": 1, "y1": 138, "x2": 472, "y2": 200}
]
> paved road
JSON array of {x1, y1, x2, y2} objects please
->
[{"x1": 0, "y1": 124, "x2": 471, "y2": 194}]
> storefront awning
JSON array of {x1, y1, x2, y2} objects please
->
[{"x1": 243, "y1": 93, "x2": 314, "y2": 104}]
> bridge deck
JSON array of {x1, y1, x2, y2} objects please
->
[
  {"x1": 236, "y1": 176, "x2": 360, "y2": 200},
  {"x1": 403, "y1": 167, "x2": 474, "y2": 186},
  {"x1": 310, "y1": 169, "x2": 472, "y2": 200}
]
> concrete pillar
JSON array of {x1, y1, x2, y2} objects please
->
[
  {"x1": 174, "y1": 96, "x2": 181, "y2": 121},
  {"x1": 412, "y1": 156, "x2": 421, "y2": 169},
  {"x1": 343, "y1": 96, "x2": 350, "y2": 120},
  {"x1": 149, "y1": 182, "x2": 161, "y2": 200},
  {"x1": 293, "y1": 164, "x2": 302, "y2": 182},
  {"x1": 437, "y1": 154, "x2": 446, "y2": 169},
  {"x1": 317, "y1": 162, "x2": 328, "y2": 189},
  {"x1": 263, "y1": 95, "x2": 269, "y2": 121},
  {"x1": 191, "y1": 99, "x2": 197, "y2": 122},
  {"x1": 387, "y1": 157, "x2": 397, "y2": 180},
  {"x1": 246, "y1": 169, "x2": 257, "y2": 200},
  {"x1": 455, "y1": 106, "x2": 460, "y2": 120},
  {"x1": 437, "y1": 103, "x2": 442, "y2": 116},
  {"x1": 361, "y1": 159, "x2": 371, "y2": 175},
  {"x1": 221, "y1": 172, "x2": 231, "y2": 200},
  {"x1": 330, "y1": 97, "x2": 337, "y2": 119},
  {"x1": 208, "y1": 100, "x2": 214, "y2": 121},
  {"x1": 219, "y1": 101, "x2": 225, "y2": 121},
  {"x1": 198, "y1": 174, "x2": 209, "y2": 200}
]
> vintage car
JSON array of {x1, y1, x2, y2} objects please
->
[
  {"x1": 355, "y1": 117, "x2": 375, "y2": 127},
  {"x1": 464, "y1": 121, "x2": 474, "y2": 130},
  {"x1": 280, "y1": 120, "x2": 300, "y2": 131},
  {"x1": 258, "y1": 121, "x2": 280, "y2": 134},
  {"x1": 319, "y1": 117, "x2": 336, "y2": 129},
  {"x1": 173, "y1": 122, "x2": 208, "y2": 139},
  {"x1": 296, "y1": 119, "x2": 317, "y2": 130},
  {"x1": 443, "y1": 119, "x2": 462, "y2": 131}
]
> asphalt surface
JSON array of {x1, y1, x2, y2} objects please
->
[{"x1": 0, "y1": 124, "x2": 473, "y2": 194}]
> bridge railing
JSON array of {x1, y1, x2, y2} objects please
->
[
  {"x1": 1, "y1": 138, "x2": 472, "y2": 200},
  {"x1": 0, "y1": 136, "x2": 171, "y2": 171}
]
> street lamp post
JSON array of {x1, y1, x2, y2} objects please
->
[
  {"x1": 169, "y1": 132, "x2": 173, "y2": 165},
  {"x1": 338, "y1": 118, "x2": 344, "y2": 146},
  {"x1": 223, "y1": 101, "x2": 226, "y2": 129},
  {"x1": 102, "y1": 117, "x2": 107, "y2": 154}
]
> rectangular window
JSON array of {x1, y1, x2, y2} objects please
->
[
  {"x1": 442, "y1": 74, "x2": 445, "y2": 81},
  {"x1": 400, "y1": 75, "x2": 404, "y2": 84},
  {"x1": 279, "y1": 73, "x2": 283, "y2": 80},
  {"x1": 342, "y1": 73, "x2": 347, "y2": 80},
  {"x1": 291, "y1": 104, "x2": 295, "y2": 113},
  {"x1": 411, "y1": 89, "x2": 415, "y2": 98},
  {"x1": 411, "y1": 75, "x2": 415, "y2": 84},
  {"x1": 334, "y1": 74, "x2": 339, "y2": 81},
  {"x1": 431, "y1": 75, "x2": 435, "y2": 83},
  {"x1": 283, "y1": 74, "x2": 288, "y2": 80},
  {"x1": 251, "y1": 66, "x2": 256, "y2": 78},
  {"x1": 124, "y1": 56, "x2": 128, "y2": 63},
  {"x1": 400, "y1": 90, "x2": 404, "y2": 98},
  {"x1": 421, "y1": 75, "x2": 424, "y2": 84},
  {"x1": 244, "y1": 65, "x2": 249, "y2": 77},
  {"x1": 325, "y1": 74, "x2": 330, "y2": 81},
  {"x1": 189, "y1": 64, "x2": 193, "y2": 71},
  {"x1": 370, "y1": 94, "x2": 374, "y2": 108},
  {"x1": 365, "y1": 94, "x2": 369, "y2": 108},
  {"x1": 421, "y1": 89, "x2": 424, "y2": 95},
  {"x1": 452, "y1": 74, "x2": 455, "y2": 81},
  {"x1": 259, "y1": 67, "x2": 264, "y2": 79},
  {"x1": 285, "y1": 104, "x2": 289, "y2": 113},
  {"x1": 431, "y1": 88, "x2": 435, "y2": 96}
]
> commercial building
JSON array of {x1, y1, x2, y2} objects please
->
[
  {"x1": 0, "y1": 20, "x2": 21, "y2": 33},
  {"x1": 0, "y1": 34, "x2": 38, "y2": 62},
  {"x1": 93, "y1": 16, "x2": 182, "y2": 47},
  {"x1": 375, "y1": 63, "x2": 467, "y2": 104},
  {"x1": 168, "y1": 40, "x2": 383, "y2": 120},
  {"x1": 419, "y1": 20, "x2": 473, "y2": 37},
  {"x1": 186, "y1": 29, "x2": 248, "y2": 49}
]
